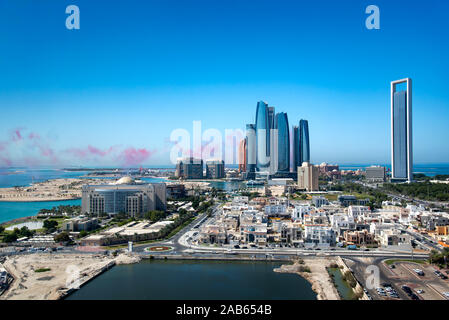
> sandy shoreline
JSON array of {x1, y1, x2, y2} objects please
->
[
  {"x1": 274, "y1": 257, "x2": 340, "y2": 300},
  {"x1": 0, "y1": 178, "x2": 110, "y2": 202},
  {"x1": 0, "y1": 197, "x2": 81, "y2": 203}
]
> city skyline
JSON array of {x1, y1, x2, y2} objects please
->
[{"x1": 1, "y1": 0, "x2": 449, "y2": 167}]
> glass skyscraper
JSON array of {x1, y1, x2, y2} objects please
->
[
  {"x1": 275, "y1": 112, "x2": 290, "y2": 172},
  {"x1": 299, "y1": 119, "x2": 310, "y2": 165},
  {"x1": 391, "y1": 78, "x2": 413, "y2": 182},
  {"x1": 255, "y1": 101, "x2": 270, "y2": 171},
  {"x1": 251, "y1": 100, "x2": 309, "y2": 177},
  {"x1": 245, "y1": 124, "x2": 256, "y2": 174},
  {"x1": 292, "y1": 125, "x2": 300, "y2": 171}
]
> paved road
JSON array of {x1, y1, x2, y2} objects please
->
[
  {"x1": 345, "y1": 256, "x2": 449, "y2": 300},
  {"x1": 345, "y1": 256, "x2": 412, "y2": 300},
  {"x1": 357, "y1": 181, "x2": 449, "y2": 209},
  {"x1": 133, "y1": 204, "x2": 218, "y2": 254}
]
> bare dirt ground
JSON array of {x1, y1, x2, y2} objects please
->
[
  {"x1": 274, "y1": 257, "x2": 340, "y2": 300},
  {"x1": 0, "y1": 253, "x2": 116, "y2": 300}
]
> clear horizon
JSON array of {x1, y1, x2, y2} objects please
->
[{"x1": 1, "y1": 0, "x2": 448, "y2": 167}]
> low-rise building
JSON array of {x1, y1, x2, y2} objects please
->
[
  {"x1": 338, "y1": 195, "x2": 370, "y2": 207},
  {"x1": 205, "y1": 160, "x2": 225, "y2": 179},
  {"x1": 280, "y1": 221, "x2": 303, "y2": 245},
  {"x1": 62, "y1": 217, "x2": 99, "y2": 232},
  {"x1": 378, "y1": 229, "x2": 412, "y2": 251},
  {"x1": 348, "y1": 206, "x2": 371, "y2": 220},
  {"x1": 198, "y1": 225, "x2": 227, "y2": 244},
  {"x1": 240, "y1": 223, "x2": 267, "y2": 245},
  {"x1": 365, "y1": 166, "x2": 386, "y2": 183},
  {"x1": 166, "y1": 184, "x2": 186, "y2": 199},
  {"x1": 312, "y1": 196, "x2": 329, "y2": 208},
  {"x1": 175, "y1": 157, "x2": 204, "y2": 179},
  {"x1": 344, "y1": 229, "x2": 376, "y2": 245},
  {"x1": 80, "y1": 220, "x2": 174, "y2": 246},
  {"x1": 304, "y1": 225, "x2": 335, "y2": 248}
]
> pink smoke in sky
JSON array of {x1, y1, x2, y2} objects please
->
[
  {"x1": 66, "y1": 145, "x2": 157, "y2": 166},
  {"x1": 0, "y1": 128, "x2": 59, "y2": 165},
  {"x1": 119, "y1": 147, "x2": 157, "y2": 166},
  {"x1": 0, "y1": 128, "x2": 157, "y2": 167},
  {"x1": 66, "y1": 145, "x2": 117, "y2": 159},
  {"x1": 12, "y1": 129, "x2": 23, "y2": 142}
]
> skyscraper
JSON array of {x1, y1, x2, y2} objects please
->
[
  {"x1": 292, "y1": 125, "x2": 300, "y2": 172},
  {"x1": 275, "y1": 112, "x2": 290, "y2": 173},
  {"x1": 255, "y1": 101, "x2": 270, "y2": 171},
  {"x1": 297, "y1": 162, "x2": 319, "y2": 191},
  {"x1": 238, "y1": 138, "x2": 247, "y2": 173},
  {"x1": 269, "y1": 118, "x2": 278, "y2": 175},
  {"x1": 391, "y1": 78, "x2": 413, "y2": 182},
  {"x1": 245, "y1": 124, "x2": 256, "y2": 178},
  {"x1": 268, "y1": 107, "x2": 275, "y2": 132},
  {"x1": 291, "y1": 120, "x2": 310, "y2": 172},
  {"x1": 299, "y1": 119, "x2": 310, "y2": 165}
]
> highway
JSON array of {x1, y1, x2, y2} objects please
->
[{"x1": 356, "y1": 180, "x2": 449, "y2": 209}]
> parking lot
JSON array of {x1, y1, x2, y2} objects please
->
[
  {"x1": 382, "y1": 261, "x2": 449, "y2": 300},
  {"x1": 346, "y1": 257, "x2": 449, "y2": 300}
]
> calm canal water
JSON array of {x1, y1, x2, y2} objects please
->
[
  {"x1": 66, "y1": 260, "x2": 317, "y2": 300},
  {"x1": 327, "y1": 267, "x2": 354, "y2": 300}
]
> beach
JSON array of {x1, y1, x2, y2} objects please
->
[
  {"x1": 0, "y1": 178, "x2": 109, "y2": 202},
  {"x1": 274, "y1": 257, "x2": 340, "y2": 300}
]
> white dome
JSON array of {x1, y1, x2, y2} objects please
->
[{"x1": 115, "y1": 176, "x2": 134, "y2": 185}]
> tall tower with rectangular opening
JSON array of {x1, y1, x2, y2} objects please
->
[{"x1": 391, "y1": 78, "x2": 413, "y2": 182}]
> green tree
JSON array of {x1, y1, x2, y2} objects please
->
[
  {"x1": 54, "y1": 232, "x2": 71, "y2": 243},
  {"x1": 18, "y1": 226, "x2": 34, "y2": 238},
  {"x1": 192, "y1": 198, "x2": 200, "y2": 210},
  {"x1": 79, "y1": 230, "x2": 88, "y2": 238},
  {"x1": 144, "y1": 210, "x2": 166, "y2": 222},
  {"x1": 43, "y1": 220, "x2": 58, "y2": 231},
  {"x1": 3, "y1": 233, "x2": 18, "y2": 243}
]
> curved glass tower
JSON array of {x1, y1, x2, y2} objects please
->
[
  {"x1": 276, "y1": 112, "x2": 290, "y2": 172},
  {"x1": 255, "y1": 101, "x2": 270, "y2": 170},
  {"x1": 292, "y1": 126, "x2": 300, "y2": 172},
  {"x1": 299, "y1": 119, "x2": 310, "y2": 165}
]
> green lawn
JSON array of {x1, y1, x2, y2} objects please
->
[
  {"x1": 324, "y1": 194, "x2": 338, "y2": 201},
  {"x1": 384, "y1": 259, "x2": 427, "y2": 265}
]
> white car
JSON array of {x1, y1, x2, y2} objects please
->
[
  {"x1": 417, "y1": 289, "x2": 424, "y2": 294},
  {"x1": 443, "y1": 292, "x2": 449, "y2": 298}
]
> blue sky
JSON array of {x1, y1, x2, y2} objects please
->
[{"x1": 0, "y1": 0, "x2": 448, "y2": 167}]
